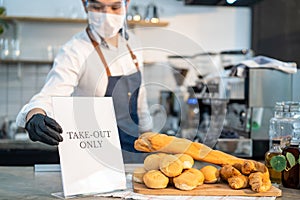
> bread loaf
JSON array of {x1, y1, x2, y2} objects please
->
[{"x1": 134, "y1": 132, "x2": 245, "y2": 166}]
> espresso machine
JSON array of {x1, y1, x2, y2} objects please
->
[
  {"x1": 186, "y1": 68, "x2": 300, "y2": 159},
  {"x1": 166, "y1": 51, "x2": 299, "y2": 159}
]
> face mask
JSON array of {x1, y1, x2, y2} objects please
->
[{"x1": 88, "y1": 11, "x2": 125, "y2": 39}]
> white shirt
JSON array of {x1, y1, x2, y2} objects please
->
[{"x1": 16, "y1": 29, "x2": 153, "y2": 133}]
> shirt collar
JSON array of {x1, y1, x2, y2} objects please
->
[
  {"x1": 89, "y1": 26, "x2": 129, "y2": 49},
  {"x1": 89, "y1": 26, "x2": 109, "y2": 49}
]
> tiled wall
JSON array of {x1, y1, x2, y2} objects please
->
[
  {"x1": 0, "y1": 61, "x2": 175, "y2": 121},
  {"x1": 0, "y1": 63, "x2": 50, "y2": 122}
]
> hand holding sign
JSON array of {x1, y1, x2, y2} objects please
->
[{"x1": 52, "y1": 97, "x2": 126, "y2": 197}]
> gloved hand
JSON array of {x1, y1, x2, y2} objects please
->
[{"x1": 25, "y1": 113, "x2": 63, "y2": 145}]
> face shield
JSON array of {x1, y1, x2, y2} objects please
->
[{"x1": 85, "y1": 0, "x2": 126, "y2": 15}]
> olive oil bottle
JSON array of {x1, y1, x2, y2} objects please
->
[{"x1": 265, "y1": 139, "x2": 282, "y2": 184}]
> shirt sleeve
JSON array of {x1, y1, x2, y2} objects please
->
[
  {"x1": 16, "y1": 42, "x2": 84, "y2": 128},
  {"x1": 136, "y1": 54, "x2": 153, "y2": 133}
]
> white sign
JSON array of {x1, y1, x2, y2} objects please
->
[{"x1": 52, "y1": 97, "x2": 126, "y2": 197}]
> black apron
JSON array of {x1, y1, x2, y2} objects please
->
[{"x1": 86, "y1": 28, "x2": 144, "y2": 163}]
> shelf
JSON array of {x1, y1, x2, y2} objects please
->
[
  {"x1": 0, "y1": 16, "x2": 87, "y2": 23},
  {"x1": 0, "y1": 16, "x2": 169, "y2": 27},
  {"x1": 127, "y1": 20, "x2": 169, "y2": 27},
  {"x1": 0, "y1": 59, "x2": 53, "y2": 65}
]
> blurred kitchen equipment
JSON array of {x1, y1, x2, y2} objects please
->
[
  {"x1": 127, "y1": 4, "x2": 142, "y2": 21},
  {"x1": 163, "y1": 50, "x2": 251, "y2": 139},
  {"x1": 220, "y1": 49, "x2": 253, "y2": 68},
  {"x1": 0, "y1": 38, "x2": 9, "y2": 59},
  {"x1": 10, "y1": 38, "x2": 20, "y2": 59},
  {"x1": 167, "y1": 51, "x2": 300, "y2": 158},
  {"x1": 144, "y1": 2, "x2": 159, "y2": 23},
  {"x1": 187, "y1": 67, "x2": 300, "y2": 158},
  {"x1": 158, "y1": 65, "x2": 190, "y2": 136}
]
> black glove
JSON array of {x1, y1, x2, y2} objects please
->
[{"x1": 25, "y1": 113, "x2": 63, "y2": 145}]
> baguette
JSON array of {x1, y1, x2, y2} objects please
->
[{"x1": 134, "y1": 132, "x2": 245, "y2": 166}]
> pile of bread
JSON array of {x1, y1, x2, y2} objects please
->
[
  {"x1": 133, "y1": 132, "x2": 272, "y2": 193},
  {"x1": 133, "y1": 153, "x2": 220, "y2": 190}
]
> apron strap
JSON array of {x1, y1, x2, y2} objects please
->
[
  {"x1": 86, "y1": 27, "x2": 111, "y2": 77},
  {"x1": 86, "y1": 27, "x2": 140, "y2": 76},
  {"x1": 126, "y1": 44, "x2": 140, "y2": 71}
]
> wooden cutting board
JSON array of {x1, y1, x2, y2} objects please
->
[{"x1": 133, "y1": 182, "x2": 282, "y2": 197}]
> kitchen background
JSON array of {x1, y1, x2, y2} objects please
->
[
  {"x1": 0, "y1": 0, "x2": 250, "y2": 128},
  {"x1": 0, "y1": 0, "x2": 299, "y2": 165}
]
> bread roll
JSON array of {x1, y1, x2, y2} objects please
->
[
  {"x1": 144, "y1": 154, "x2": 161, "y2": 171},
  {"x1": 133, "y1": 167, "x2": 147, "y2": 183},
  {"x1": 200, "y1": 165, "x2": 219, "y2": 184},
  {"x1": 159, "y1": 154, "x2": 183, "y2": 177},
  {"x1": 228, "y1": 174, "x2": 249, "y2": 189},
  {"x1": 143, "y1": 170, "x2": 169, "y2": 189},
  {"x1": 249, "y1": 172, "x2": 272, "y2": 192},
  {"x1": 173, "y1": 168, "x2": 204, "y2": 190},
  {"x1": 175, "y1": 154, "x2": 194, "y2": 169},
  {"x1": 219, "y1": 164, "x2": 241, "y2": 182}
]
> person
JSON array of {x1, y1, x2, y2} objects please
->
[{"x1": 16, "y1": 0, "x2": 152, "y2": 163}]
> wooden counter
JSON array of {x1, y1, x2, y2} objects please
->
[{"x1": 0, "y1": 166, "x2": 299, "y2": 200}]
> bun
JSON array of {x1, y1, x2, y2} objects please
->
[
  {"x1": 133, "y1": 167, "x2": 147, "y2": 183},
  {"x1": 159, "y1": 154, "x2": 183, "y2": 177},
  {"x1": 175, "y1": 154, "x2": 194, "y2": 169},
  {"x1": 144, "y1": 154, "x2": 161, "y2": 171},
  {"x1": 143, "y1": 170, "x2": 169, "y2": 189},
  {"x1": 200, "y1": 165, "x2": 219, "y2": 183},
  {"x1": 144, "y1": 153, "x2": 168, "y2": 171},
  {"x1": 173, "y1": 168, "x2": 204, "y2": 190}
]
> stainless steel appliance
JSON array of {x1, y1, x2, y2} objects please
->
[
  {"x1": 162, "y1": 50, "x2": 298, "y2": 159},
  {"x1": 187, "y1": 68, "x2": 299, "y2": 158}
]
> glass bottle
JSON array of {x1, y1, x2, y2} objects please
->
[
  {"x1": 269, "y1": 102, "x2": 284, "y2": 143},
  {"x1": 265, "y1": 139, "x2": 282, "y2": 184},
  {"x1": 281, "y1": 136, "x2": 300, "y2": 189}
]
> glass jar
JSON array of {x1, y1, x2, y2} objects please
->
[
  {"x1": 269, "y1": 102, "x2": 300, "y2": 149},
  {"x1": 281, "y1": 137, "x2": 300, "y2": 189},
  {"x1": 265, "y1": 139, "x2": 282, "y2": 184},
  {"x1": 269, "y1": 102, "x2": 284, "y2": 142}
]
